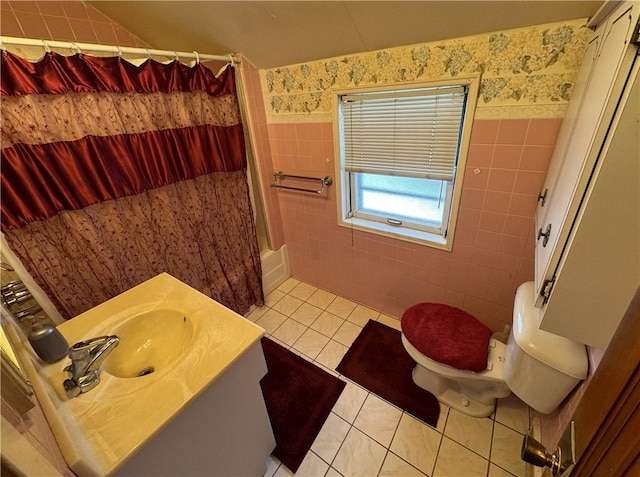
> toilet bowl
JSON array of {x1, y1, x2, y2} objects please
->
[{"x1": 401, "y1": 281, "x2": 588, "y2": 418}]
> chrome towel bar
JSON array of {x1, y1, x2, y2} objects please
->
[{"x1": 270, "y1": 171, "x2": 333, "y2": 195}]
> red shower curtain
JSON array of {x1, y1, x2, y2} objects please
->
[{"x1": 1, "y1": 51, "x2": 264, "y2": 318}]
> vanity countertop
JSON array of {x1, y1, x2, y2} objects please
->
[{"x1": 10, "y1": 273, "x2": 265, "y2": 476}]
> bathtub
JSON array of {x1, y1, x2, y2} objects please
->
[{"x1": 260, "y1": 245, "x2": 291, "y2": 296}]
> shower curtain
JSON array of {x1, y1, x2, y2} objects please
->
[{"x1": 0, "y1": 50, "x2": 264, "y2": 319}]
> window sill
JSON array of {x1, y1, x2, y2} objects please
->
[{"x1": 339, "y1": 217, "x2": 452, "y2": 251}]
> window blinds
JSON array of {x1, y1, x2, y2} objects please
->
[{"x1": 341, "y1": 86, "x2": 467, "y2": 181}]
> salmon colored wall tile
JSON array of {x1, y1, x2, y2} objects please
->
[
  {"x1": 6, "y1": 0, "x2": 149, "y2": 48},
  {"x1": 15, "y1": 11, "x2": 50, "y2": 38},
  {"x1": 467, "y1": 144, "x2": 494, "y2": 168},
  {"x1": 483, "y1": 191, "x2": 511, "y2": 213},
  {"x1": 470, "y1": 119, "x2": 500, "y2": 144},
  {"x1": 40, "y1": 15, "x2": 74, "y2": 40},
  {"x1": 496, "y1": 119, "x2": 529, "y2": 144},
  {"x1": 1, "y1": 10, "x2": 24, "y2": 36},
  {"x1": 487, "y1": 169, "x2": 517, "y2": 192},
  {"x1": 36, "y1": 1, "x2": 67, "y2": 16},
  {"x1": 491, "y1": 145, "x2": 523, "y2": 169},
  {"x1": 10, "y1": 1, "x2": 41, "y2": 13},
  {"x1": 508, "y1": 193, "x2": 538, "y2": 216},
  {"x1": 526, "y1": 118, "x2": 563, "y2": 145},
  {"x1": 68, "y1": 18, "x2": 98, "y2": 42},
  {"x1": 520, "y1": 146, "x2": 554, "y2": 171}
]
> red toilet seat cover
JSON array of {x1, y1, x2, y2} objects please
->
[{"x1": 401, "y1": 303, "x2": 493, "y2": 373}]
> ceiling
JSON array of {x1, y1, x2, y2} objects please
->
[{"x1": 89, "y1": 1, "x2": 604, "y2": 69}]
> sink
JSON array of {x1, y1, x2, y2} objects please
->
[
  {"x1": 12, "y1": 273, "x2": 268, "y2": 476},
  {"x1": 103, "y1": 309, "x2": 194, "y2": 378}
]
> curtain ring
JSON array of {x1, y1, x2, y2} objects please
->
[
  {"x1": 71, "y1": 42, "x2": 82, "y2": 56},
  {"x1": 146, "y1": 48, "x2": 151, "y2": 59},
  {"x1": 42, "y1": 40, "x2": 51, "y2": 53},
  {"x1": 117, "y1": 46, "x2": 123, "y2": 59},
  {"x1": 193, "y1": 51, "x2": 200, "y2": 64},
  {"x1": 174, "y1": 51, "x2": 180, "y2": 61}
]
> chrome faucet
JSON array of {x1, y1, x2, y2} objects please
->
[{"x1": 63, "y1": 335, "x2": 120, "y2": 398}]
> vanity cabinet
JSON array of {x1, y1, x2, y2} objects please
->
[
  {"x1": 116, "y1": 341, "x2": 275, "y2": 477},
  {"x1": 534, "y1": 0, "x2": 640, "y2": 349}
]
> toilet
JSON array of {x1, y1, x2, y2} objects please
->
[{"x1": 401, "y1": 281, "x2": 588, "y2": 417}]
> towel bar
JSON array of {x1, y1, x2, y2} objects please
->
[{"x1": 270, "y1": 171, "x2": 333, "y2": 195}]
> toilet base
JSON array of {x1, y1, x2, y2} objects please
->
[{"x1": 411, "y1": 364, "x2": 506, "y2": 418}]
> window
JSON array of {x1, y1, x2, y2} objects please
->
[{"x1": 333, "y1": 78, "x2": 478, "y2": 249}]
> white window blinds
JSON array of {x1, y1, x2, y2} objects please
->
[{"x1": 340, "y1": 86, "x2": 467, "y2": 181}]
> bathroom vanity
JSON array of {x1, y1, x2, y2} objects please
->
[{"x1": 7, "y1": 273, "x2": 275, "y2": 476}]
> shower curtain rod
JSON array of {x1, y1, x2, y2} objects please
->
[{"x1": 0, "y1": 35, "x2": 238, "y2": 65}]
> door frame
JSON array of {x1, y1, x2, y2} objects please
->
[{"x1": 571, "y1": 286, "x2": 640, "y2": 475}]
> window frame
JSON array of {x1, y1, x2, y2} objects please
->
[{"x1": 332, "y1": 76, "x2": 480, "y2": 251}]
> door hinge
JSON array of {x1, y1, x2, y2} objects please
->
[
  {"x1": 537, "y1": 188, "x2": 548, "y2": 206},
  {"x1": 540, "y1": 277, "x2": 556, "y2": 304}
]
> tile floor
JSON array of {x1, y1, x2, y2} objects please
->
[{"x1": 248, "y1": 278, "x2": 535, "y2": 477}]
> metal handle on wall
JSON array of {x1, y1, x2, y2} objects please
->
[{"x1": 270, "y1": 171, "x2": 333, "y2": 195}]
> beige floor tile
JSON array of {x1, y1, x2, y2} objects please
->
[
  {"x1": 433, "y1": 437, "x2": 489, "y2": 477},
  {"x1": 379, "y1": 452, "x2": 428, "y2": 477},
  {"x1": 277, "y1": 277, "x2": 300, "y2": 294},
  {"x1": 264, "y1": 455, "x2": 280, "y2": 477},
  {"x1": 293, "y1": 328, "x2": 330, "y2": 359},
  {"x1": 333, "y1": 381, "x2": 368, "y2": 423},
  {"x1": 488, "y1": 463, "x2": 519, "y2": 477},
  {"x1": 444, "y1": 408, "x2": 494, "y2": 458},
  {"x1": 246, "y1": 305, "x2": 269, "y2": 322},
  {"x1": 326, "y1": 296, "x2": 358, "y2": 319},
  {"x1": 271, "y1": 318, "x2": 308, "y2": 346},
  {"x1": 435, "y1": 403, "x2": 450, "y2": 433},
  {"x1": 377, "y1": 314, "x2": 402, "y2": 331},
  {"x1": 290, "y1": 302, "x2": 324, "y2": 326},
  {"x1": 390, "y1": 413, "x2": 442, "y2": 476},
  {"x1": 282, "y1": 451, "x2": 329, "y2": 477},
  {"x1": 289, "y1": 282, "x2": 318, "y2": 301},
  {"x1": 307, "y1": 289, "x2": 337, "y2": 309},
  {"x1": 310, "y1": 412, "x2": 351, "y2": 463},
  {"x1": 256, "y1": 309, "x2": 288, "y2": 334},
  {"x1": 272, "y1": 294, "x2": 305, "y2": 317},
  {"x1": 491, "y1": 423, "x2": 529, "y2": 477},
  {"x1": 265, "y1": 289, "x2": 287, "y2": 307},
  {"x1": 332, "y1": 427, "x2": 387, "y2": 477},
  {"x1": 314, "y1": 339, "x2": 348, "y2": 370},
  {"x1": 348, "y1": 304, "x2": 380, "y2": 326},
  {"x1": 310, "y1": 311, "x2": 345, "y2": 338},
  {"x1": 495, "y1": 394, "x2": 530, "y2": 434},
  {"x1": 332, "y1": 321, "x2": 363, "y2": 347},
  {"x1": 354, "y1": 394, "x2": 402, "y2": 447}
]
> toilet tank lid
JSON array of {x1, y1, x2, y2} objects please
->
[{"x1": 512, "y1": 282, "x2": 588, "y2": 380}]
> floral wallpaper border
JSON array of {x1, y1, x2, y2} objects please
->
[{"x1": 260, "y1": 18, "x2": 591, "y2": 122}]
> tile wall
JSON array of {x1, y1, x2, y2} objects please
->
[
  {"x1": 1, "y1": 0, "x2": 148, "y2": 48},
  {"x1": 245, "y1": 106, "x2": 561, "y2": 332},
  {"x1": 240, "y1": 59, "x2": 287, "y2": 250}
]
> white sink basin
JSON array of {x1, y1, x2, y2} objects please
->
[{"x1": 103, "y1": 309, "x2": 194, "y2": 378}]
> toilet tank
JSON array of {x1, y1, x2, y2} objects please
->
[{"x1": 504, "y1": 282, "x2": 588, "y2": 414}]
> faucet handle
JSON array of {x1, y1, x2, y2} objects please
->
[
  {"x1": 63, "y1": 378, "x2": 81, "y2": 398},
  {"x1": 68, "y1": 335, "x2": 116, "y2": 358}
]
